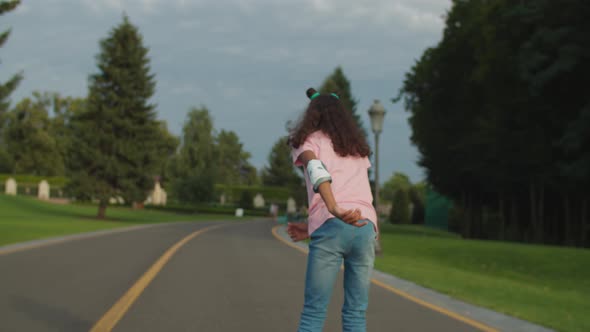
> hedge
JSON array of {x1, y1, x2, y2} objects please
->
[
  {"x1": 145, "y1": 203, "x2": 269, "y2": 217},
  {"x1": 213, "y1": 184, "x2": 297, "y2": 205},
  {"x1": 0, "y1": 174, "x2": 68, "y2": 187},
  {"x1": 0, "y1": 175, "x2": 303, "y2": 208}
]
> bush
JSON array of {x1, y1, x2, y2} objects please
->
[
  {"x1": 389, "y1": 189, "x2": 411, "y2": 224},
  {"x1": 170, "y1": 173, "x2": 215, "y2": 204},
  {"x1": 239, "y1": 190, "x2": 253, "y2": 209}
]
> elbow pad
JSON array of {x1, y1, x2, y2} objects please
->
[{"x1": 307, "y1": 159, "x2": 332, "y2": 193}]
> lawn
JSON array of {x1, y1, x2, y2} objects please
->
[
  {"x1": 0, "y1": 194, "x2": 242, "y2": 247},
  {"x1": 375, "y1": 224, "x2": 590, "y2": 332}
]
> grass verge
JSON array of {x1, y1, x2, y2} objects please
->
[
  {"x1": 0, "y1": 194, "x2": 247, "y2": 247},
  {"x1": 375, "y1": 223, "x2": 590, "y2": 332}
]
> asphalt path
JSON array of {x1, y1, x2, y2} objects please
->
[{"x1": 0, "y1": 220, "x2": 481, "y2": 331}]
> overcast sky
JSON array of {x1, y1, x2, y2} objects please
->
[{"x1": 0, "y1": 0, "x2": 450, "y2": 183}]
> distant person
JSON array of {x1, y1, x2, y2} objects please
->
[
  {"x1": 287, "y1": 88, "x2": 378, "y2": 332},
  {"x1": 270, "y1": 203, "x2": 279, "y2": 221}
]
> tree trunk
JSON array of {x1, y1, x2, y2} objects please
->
[
  {"x1": 465, "y1": 193, "x2": 472, "y2": 238},
  {"x1": 582, "y1": 197, "x2": 589, "y2": 247},
  {"x1": 481, "y1": 205, "x2": 487, "y2": 239},
  {"x1": 564, "y1": 195, "x2": 571, "y2": 245},
  {"x1": 511, "y1": 197, "x2": 519, "y2": 241},
  {"x1": 460, "y1": 192, "x2": 467, "y2": 238},
  {"x1": 499, "y1": 193, "x2": 505, "y2": 240},
  {"x1": 530, "y1": 182, "x2": 536, "y2": 242},
  {"x1": 538, "y1": 185, "x2": 545, "y2": 243},
  {"x1": 97, "y1": 199, "x2": 107, "y2": 219}
]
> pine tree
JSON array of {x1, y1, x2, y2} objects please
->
[
  {"x1": 0, "y1": 0, "x2": 23, "y2": 170},
  {"x1": 262, "y1": 136, "x2": 301, "y2": 188},
  {"x1": 0, "y1": 0, "x2": 22, "y2": 116},
  {"x1": 319, "y1": 67, "x2": 366, "y2": 136},
  {"x1": 262, "y1": 136, "x2": 305, "y2": 205},
  {"x1": 67, "y1": 16, "x2": 162, "y2": 219}
]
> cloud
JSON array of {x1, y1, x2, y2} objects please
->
[
  {"x1": 14, "y1": 3, "x2": 31, "y2": 15},
  {"x1": 80, "y1": 0, "x2": 199, "y2": 12},
  {"x1": 77, "y1": 0, "x2": 448, "y2": 32},
  {"x1": 176, "y1": 19, "x2": 201, "y2": 30},
  {"x1": 4, "y1": 0, "x2": 452, "y2": 182},
  {"x1": 168, "y1": 83, "x2": 203, "y2": 96},
  {"x1": 301, "y1": 0, "x2": 447, "y2": 32},
  {"x1": 214, "y1": 46, "x2": 246, "y2": 56}
]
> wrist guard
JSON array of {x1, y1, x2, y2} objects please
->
[{"x1": 307, "y1": 159, "x2": 332, "y2": 193}]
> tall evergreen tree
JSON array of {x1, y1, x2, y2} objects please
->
[
  {"x1": 262, "y1": 136, "x2": 305, "y2": 205},
  {"x1": 0, "y1": 0, "x2": 22, "y2": 116},
  {"x1": 319, "y1": 67, "x2": 366, "y2": 136},
  {"x1": 262, "y1": 136, "x2": 301, "y2": 188},
  {"x1": 67, "y1": 16, "x2": 162, "y2": 219},
  {"x1": 0, "y1": 0, "x2": 23, "y2": 171}
]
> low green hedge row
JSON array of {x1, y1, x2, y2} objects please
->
[
  {"x1": 0, "y1": 174, "x2": 68, "y2": 187},
  {"x1": 214, "y1": 184, "x2": 297, "y2": 204},
  {"x1": 145, "y1": 203, "x2": 269, "y2": 217},
  {"x1": 0, "y1": 174, "x2": 301, "y2": 208}
]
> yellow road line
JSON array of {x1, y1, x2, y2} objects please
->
[
  {"x1": 89, "y1": 224, "x2": 225, "y2": 332},
  {"x1": 271, "y1": 225, "x2": 308, "y2": 254},
  {"x1": 370, "y1": 278, "x2": 499, "y2": 332},
  {"x1": 271, "y1": 225, "x2": 499, "y2": 332}
]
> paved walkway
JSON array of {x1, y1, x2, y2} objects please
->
[{"x1": 0, "y1": 220, "x2": 553, "y2": 331}]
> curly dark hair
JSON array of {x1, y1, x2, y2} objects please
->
[{"x1": 289, "y1": 88, "x2": 371, "y2": 158}]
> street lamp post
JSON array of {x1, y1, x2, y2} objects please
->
[{"x1": 368, "y1": 100, "x2": 386, "y2": 214}]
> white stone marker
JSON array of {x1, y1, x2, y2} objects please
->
[
  {"x1": 253, "y1": 193, "x2": 265, "y2": 208},
  {"x1": 287, "y1": 197, "x2": 297, "y2": 214},
  {"x1": 38, "y1": 180, "x2": 50, "y2": 200},
  {"x1": 5, "y1": 178, "x2": 16, "y2": 195}
]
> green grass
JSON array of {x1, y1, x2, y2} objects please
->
[
  {"x1": 375, "y1": 224, "x2": 590, "y2": 332},
  {"x1": 0, "y1": 194, "x2": 243, "y2": 247}
]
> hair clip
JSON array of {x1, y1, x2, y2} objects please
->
[
  {"x1": 330, "y1": 93, "x2": 340, "y2": 99},
  {"x1": 310, "y1": 92, "x2": 321, "y2": 100}
]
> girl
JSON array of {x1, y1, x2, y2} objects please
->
[{"x1": 287, "y1": 88, "x2": 378, "y2": 332}]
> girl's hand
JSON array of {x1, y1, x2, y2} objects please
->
[
  {"x1": 331, "y1": 206, "x2": 367, "y2": 227},
  {"x1": 287, "y1": 222, "x2": 309, "y2": 242}
]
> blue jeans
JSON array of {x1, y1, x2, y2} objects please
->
[{"x1": 298, "y1": 218, "x2": 376, "y2": 332}]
